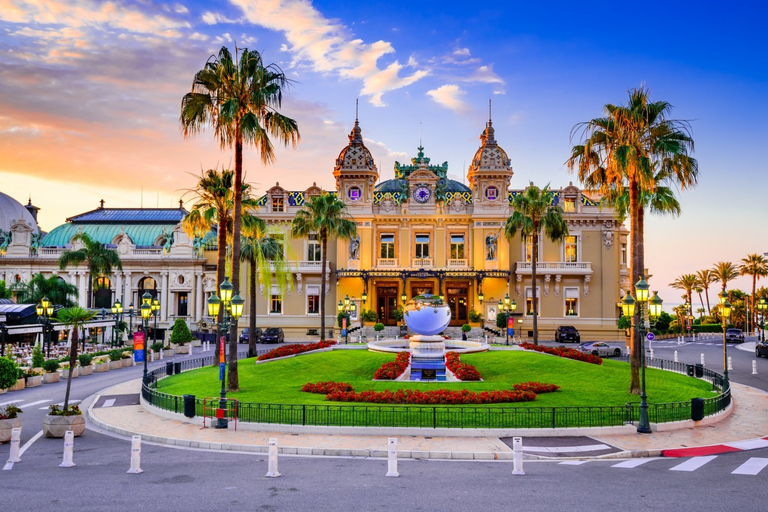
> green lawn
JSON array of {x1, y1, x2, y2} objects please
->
[{"x1": 157, "y1": 350, "x2": 714, "y2": 408}]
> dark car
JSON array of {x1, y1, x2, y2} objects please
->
[
  {"x1": 756, "y1": 340, "x2": 768, "y2": 358},
  {"x1": 238, "y1": 327, "x2": 262, "y2": 344},
  {"x1": 260, "y1": 327, "x2": 285, "y2": 344},
  {"x1": 725, "y1": 328, "x2": 745, "y2": 343},
  {"x1": 555, "y1": 325, "x2": 581, "y2": 343}
]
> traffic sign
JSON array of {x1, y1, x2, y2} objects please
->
[{"x1": 646, "y1": 332, "x2": 655, "y2": 341}]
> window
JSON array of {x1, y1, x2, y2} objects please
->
[
  {"x1": 565, "y1": 288, "x2": 579, "y2": 316},
  {"x1": 450, "y1": 234, "x2": 465, "y2": 259},
  {"x1": 415, "y1": 234, "x2": 430, "y2": 258},
  {"x1": 177, "y1": 292, "x2": 188, "y2": 317},
  {"x1": 525, "y1": 236, "x2": 533, "y2": 263},
  {"x1": 525, "y1": 288, "x2": 540, "y2": 316},
  {"x1": 565, "y1": 235, "x2": 578, "y2": 263},
  {"x1": 269, "y1": 292, "x2": 283, "y2": 314},
  {"x1": 347, "y1": 186, "x2": 362, "y2": 202},
  {"x1": 307, "y1": 233, "x2": 321, "y2": 262},
  {"x1": 380, "y1": 234, "x2": 395, "y2": 259},
  {"x1": 273, "y1": 233, "x2": 286, "y2": 259},
  {"x1": 271, "y1": 196, "x2": 284, "y2": 212},
  {"x1": 307, "y1": 285, "x2": 320, "y2": 315},
  {"x1": 485, "y1": 185, "x2": 499, "y2": 201},
  {"x1": 563, "y1": 198, "x2": 576, "y2": 212},
  {"x1": 621, "y1": 243, "x2": 627, "y2": 265}
]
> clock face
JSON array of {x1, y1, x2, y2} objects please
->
[
  {"x1": 347, "y1": 186, "x2": 362, "y2": 202},
  {"x1": 413, "y1": 185, "x2": 431, "y2": 204}
]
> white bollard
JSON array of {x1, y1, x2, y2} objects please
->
[
  {"x1": 674, "y1": 350, "x2": 678, "y2": 362},
  {"x1": 727, "y1": 356, "x2": 733, "y2": 371},
  {"x1": 127, "y1": 435, "x2": 143, "y2": 474},
  {"x1": 60, "y1": 431, "x2": 75, "y2": 468},
  {"x1": 753, "y1": 360, "x2": 758, "y2": 375},
  {"x1": 265, "y1": 438, "x2": 280, "y2": 478},
  {"x1": 189, "y1": 344, "x2": 193, "y2": 356},
  {"x1": 701, "y1": 353, "x2": 705, "y2": 367},
  {"x1": 386, "y1": 437, "x2": 399, "y2": 477},
  {"x1": 6, "y1": 427, "x2": 21, "y2": 464},
  {"x1": 159, "y1": 348, "x2": 163, "y2": 360},
  {"x1": 649, "y1": 349, "x2": 654, "y2": 359},
  {"x1": 512, "y1": 436, "x2": 525, "y2": 476}
]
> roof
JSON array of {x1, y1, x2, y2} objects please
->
[
  {"x1": 0, "y1": 303, "x2": 37, "y2": 319},
  {"x1": 42, "y1": 223, "x2": 176, "y2": 247},
  {"x1": 67, "y1": 207, "x2": 188, "y2": 224},
  {"x1": 0, "y1": 191, "x2": 37, "y2": 232}
]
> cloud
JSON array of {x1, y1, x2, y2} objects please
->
[
  {"x1": 427, "y1": 84, "x2": 470, "y2": 114},
  {"x1": 453, "y1": 48, "x2": 471, "y2": 56},
  {"x1": 464, "y1": 65, "x2": 505, "y2": 85},
  {"x1": 230, "y1": 0, "x2": 428, "y2": 106},
  {"x1": 201, "y1": 11, "x2": 240, "y2": 25},
  {"x1": 174, "y1": 3, "x2": 189, "y2": 14}
]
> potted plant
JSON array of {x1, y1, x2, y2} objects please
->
[
  {"x1": 0, "y1": 357, "x2": 19, "y2": 394},
  {"x1": 24, "y1": 368, "x2": 43, "y2": 387},
  {"x1": 60, "y1": 361, "x2": 79, "y2": 379},
  {"x1": 360, "y1": 309, "x2": 378, "y2": 327},
  {"x1": 169, "y1": 318, "x2": 193, "y2": 354},
  {"x1": 77, "y1": 353, "x2": 94, "y2": 376},
  {"x1": 94, "y1": 357, "x2": 109, "y2": 372},
  {"x1": 42, "y1": 359, "x2": 60, "y2": 384},
  {"x1": 162, "y1": 345, "x2": 175, "y2": 358},
  {"x1": 108, "y1": 349, "x2": 124, "y2": 370},
  {"x1": 10, "y1": 367, "x2": 25, "y2": 391},
  {"x1": 0, "y1": 403, "x2": 23, "y2": 443},
  {"x1": 468, "y1": 309, "x2": 483, "y2": 325},
  {"x1": 121, "y1": 350, "x2": 133, "y2": 367},
  {"x1": 461, "y1": 323, "x2": 472, "y2": 340},
  {"x1": 31, "y1": 343, "x2": 44, "y2": 370},
  {"x1": 43, "y1": 404, "x2": 85, "y2": 438}
]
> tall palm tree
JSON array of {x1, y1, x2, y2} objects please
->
[
  {"x1": 740, "y1": 253, "x2": 768, "y2": 331},
  {"x1": 291, "y1": 193, "x2": 357, "y2": 342},
  {"x1": 567, "y1": 87, "x2": 697, "y2": 394},
  {"x1": 695, "y1": 287, "x2": 704, "y2": 311},
  {"x1": 670, "y1": 274, "x2": 698, "y2": 311},
  {"x1": 504, "y1": 184, "x2": 568, "y2": 345},
  {"x1": 695, "y1": 269, "x2": 717, "y2": 314},
  {"x1": 181, "y1": 45, "x2": 300, "y2": 355},
  {"x1": 56, "y1": 306, "x2": 96, "y2": 413},
  {"x1": 58, "y1": 233, "x2": 122, "y2": 309},
  {"x1": 15, "y1": 273, "x2": 78, "y2": 307},
  {"x1": 713, "y1": 261, "x2": 739, "y2": 294}
]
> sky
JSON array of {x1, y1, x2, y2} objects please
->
[{"x1": 1, "y1": 0, "x2": 766, "y2": 308}]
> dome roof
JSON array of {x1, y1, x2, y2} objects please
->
[
  {"x1": 469, "y1": 120, "x2": 512, "y2": 174},
  {"x1": 0, "y1": 191, "x2": 37, "y2": 233},
  {"x1": 334, "y1": 119, "x2": 376, "y2": 172},
  {"x1": 444, "y1": 180, "x2": 471, "y2": 193},
  {"x1": 375, "y1": 179, "x2": 406, "y2": 193}
]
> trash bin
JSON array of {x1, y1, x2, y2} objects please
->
[
  {"x1": 183, "y1": 394, "x2": 196, "y2": 418},
  {"x1": 686, "y1": 364, "x2": 694, "y2": 377},
  {"x1": 691, "y1": 397, "x2": 705, "y2": 421},
  {"x1": 174, "y1": 362, "x2": 182, "y2": 375},
  {"x1": 166, "y1": 361, "x2": 174, "y2": 376},
  {"x1": 694, "y1": 363, "x2": 704, "y2": 378}
]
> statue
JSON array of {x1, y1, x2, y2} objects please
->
[
  {"x1": 349, "y1": 236, "x2": 360, "y2": 260},
  {"x1": 193, "y1": 236, "x2": 204, "y2": 257},
  {"x1": 162, "y1": 231, "x2": 174, "y2": 255},
  {"x1": 30, "y1": 231, "x2": 41, "y2": 256},
  {"x1": 0, "y1": 230, "x2": 10, "y2": 255},
  {"x1": 485, "y1": 233, "x2": 498, "y2": 261}
]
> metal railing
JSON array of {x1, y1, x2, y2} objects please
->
[{"x1": 142, "y1": 353, "x2": 731, "y2": 429}]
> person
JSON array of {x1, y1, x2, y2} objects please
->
[{"x1": 461, "y1": 331, "x2": 468, "y2": 341}]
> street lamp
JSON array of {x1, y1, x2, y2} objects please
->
[
  {"x1": 140, "y1": 301, "x2": 152, "y2": 384},
  {"x1": 401, "y1": 291, "x2": 407, "y2": 304},
  {"x1": 36, "y1": 296, "x2": 55, "y2": 357},
  {"x1": 684, "y1": 301, "x2": 692, "y2": 340},
  {"x1": 128, "y1": 302, "x2": 134, "y2": 340},
  {"x1": 206, "y1": 278, "x2": 244, "y2": 429},
  {"x1": 718, "y1": 291, "x2": 732, "y2": 392},
  {"x1": 151, "y1": 297, "x2": 160, "y2": 349},
  {"x1": 757, "y1": 297, "x2": 767, "y2": 343},
  {"x1": 339, "y1": 295, "x2": 356, "y2": 344},
  {"x1": 111, "y1": 300, "x2": 123, "y2": 347}
]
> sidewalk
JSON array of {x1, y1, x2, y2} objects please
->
[{"x1": 85, "y1": 380, "x2": 768, "y2": 460}]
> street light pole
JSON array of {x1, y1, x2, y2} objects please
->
[
  {"x1": 718, "y1": 291, "x2": 732, "y2": 392},
  {"x1": 128, "y1": 302, "x2": 134, "y2": 341},
  {"x1": 151, "y1": 298, "x2": 160, "y2": 350},
  {"x1": 140, "y1": 292, "x2": 152, "y2": 385},
  {"x1": 757, "y1": 297, "x2": 767, "y2": 343},
  {"x1": 36, "y1": 297, "x2": 54, "y2": 357},
  {"x1": 111, "y1": 300, "x2": 122, "y2": 348}
]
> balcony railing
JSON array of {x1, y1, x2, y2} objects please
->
[
  {"x1": 269, "y1": 260, "x2": 330, "y2": 273},
  {"x1": 377, "y1": 258, "x2": 398, "y2": 268},
  {"x1": 447, "y1": 259, "x2": 469, "y2": 268},
  {"x1": 411, "y1": 258, "x2": 433, "y2": 268},
  {"x1": 515, "y1": 261, "x2": 592, "y2": 275}
]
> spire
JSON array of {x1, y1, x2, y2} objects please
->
[
  {"x1": 355, "y1": 98, "x2": 358, "y2": 123},
  {"x1": 348, "y1": 99, "x2": 363, "y2": 144},
  {"x1": 482, "y1": 100, "x2": 497, "y2": 146}
]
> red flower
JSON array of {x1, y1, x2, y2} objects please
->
[
  {"x1": 444, "y1": 351, "x2": 482, "y2": 381},
  {"x1": 374, "y1": 352, "x2": 410, "y2": 380},
  {"x1": 257, "y1": 340, "x2": 337, "y2": 361},
  {"x1": 520, "y1": 342, "x2": 602, "y2": 365}
]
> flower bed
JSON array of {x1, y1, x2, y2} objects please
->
[
  {"x1": 520, "y1": 342, "x2": 602, "y2": 365},
  {"x1": 512, "y1": 381, "x2": 560, "y2": 394},
  {"x1": 444, "y1": 351, "x2": 482, "y2": 381},
  {"x1": 301, "y1": 381, "x2": 354, "y2": 394},
  {"x1": 257, "y1": 341, "x2": 336, "y2": 361},
  {"x1": 373, "y1": 351, "x2": 410, "y2": 380}
]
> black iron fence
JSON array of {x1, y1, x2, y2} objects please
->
[{"x1": 141, "y1": 353, "x2": 732, "y2": 429}]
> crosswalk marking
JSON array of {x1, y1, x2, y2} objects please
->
[
  {"x1": 612, "y1": 458, "x2": 658, "y2": 468},
  {"x1": 0, "y1": 399, "x2": 24, "y2": 407},
  {"x1": 670, "y1": 456, "x2": 717, "y2": 471},
  {"x1": 732, "y1": 458, "x2": 768, "y2": 475},
  {"x1": 524, "y1": 444, "x2": 612, "y2": 453},
  {"x1": 559, "y1": 460, "x2": 590, "y2": 465},
  {"x1": 103, "y1": 399, "x2": 116, "y2": 407},
  {"x1": 23, "y1": 399, "x2": 51, "y2": 408}
]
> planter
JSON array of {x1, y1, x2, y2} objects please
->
[
  {"x1": 122, "y1": 358, "x2": 133, "y2": 367},
  {"x1": 191, "y1": 339, "x2": 202, "y2": 347},
  {"x1": 108, "y1": 360, "x2": 123, "y2": 371},
  {"x1": 163, "y1": 349, "x2": 175, "y2": 358},
  {"x1": 79, "y1": 365, "x2": 93, "y2": 376},
  {"x1": 9, "y1": 378, "x2": 25, "y2": 391},
  {"x1": 0, "y1": 387, "x2": 5, "y2": 395},
  {"x1": 25, "y1": 375, "x2": 42, "y2": 387},
  {"x1": 43, "y1": 372, "x2": 60, "y2": 384},
  {"x1": 0, "y1": 417, "x2": 22, "y2": 443},
  {"x1": 42, "y1": 414, "x2": 86, "y2": 438},
  {"x1": 94, "y1": 363, "x2": 109, "y2": 373},
  {"x1": 174, "y1": 345, "x2": 190, "y2": 355},
  {"x1": 61, "y1": 367, "x2": 80, "y2": 379}
]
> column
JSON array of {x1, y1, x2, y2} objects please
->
[
  {"x1": 124, "y1": 272, "x2": 133, "y2": 307},
  {"x1": 196, "y1": 271, "x2": 204, "y2": 321},
  {"x1": 115, "y1": 273, "x2": 123, "y2": 304},
  {"x1": 78, "y1": 271, "x2": 87, "y2": 307},
  {"x1": 161, "y1": 272, "x2": 169, "y2": 322}
]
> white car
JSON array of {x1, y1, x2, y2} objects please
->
[{"x1": 576, "y1": 342, "x2": 623, "y2": 357}]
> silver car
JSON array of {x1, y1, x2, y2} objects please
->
[
  {"x1": 725, "y1": 328, "x2": 744, "y2": 343},
  {"x1": 576, "y1": 342, "x2": 623, "y2": 357}
]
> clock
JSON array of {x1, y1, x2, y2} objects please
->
[{"x1": 413, "y1": 185, "x2": 431, "y2": 204}]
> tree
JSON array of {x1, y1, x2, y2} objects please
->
[
  {"x1": 0, "y1": 281, "x2": 11, "y2": 300},
  {"x1": 567, "y1": 87, "x2": 697, "y2": 394},
  {"x1": 58, "y1": 233, "x2": 122, "y2": 309},
  {"x1": 13, "y1": 273, "x2": 78, "y2": 307},
  {"x1": 291, "y1": 193, "x2": 357, "y2": 342},
  {"x1": 695, "y1": 269, "x2": 716, "y2": 314},
  {"x1": 712, "y1": 261, "x2": 738, "y2": 294},
  {"x1": 169, "y1": 318, "x2": 194, "y2": 345},
  {"x1": 670, "y1": 274, "x2": 698, "y2": 310},
  {"x1": 740, "y1": 253, "x2": 768, "y2": 331},
  {"x1": 181, "y1": 46, "x2": 300, "y2": 374},
  {"x1": 56, "y1": 307, "x2": 96, "y2": 413},
  {"x1": 504, "y1": 184, "x2": 568, "y2": 344}
]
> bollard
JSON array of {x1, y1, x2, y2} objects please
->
[
  {"x1": 512, "y1": 437, "x2": 525, "y2": 476},
  {"x1": 159, "y1": 348, "x2": 163, "y2": 360},
  {"x1": 6, "y1": 427, "x2": 21, "y2": 464},
  {"x1": 649, "y1": 348, "x2": 654, "y2": 359},
  {"x1": 127, "y1": 435, "x2": 143, "y2": 474},
  {"x1": 386, "y1": 437, "x2": 399, "y2": 477},
  {"x1": 674, "y1": 350, "x2": 678, "y2": 363},
  {"x1": 189, "y1": 344, "x2": 192, "y2": 356},
  {"x1": 753, "y1": 360, "x2": 758, "y2": 375},
  {"x1": 727, "y1": 356, "x2": 733, "y2": 371},
  {"x1": 60, "y1": 430, "x2": 75, "y2": 468},
  {"x1": 700, "y1": 353, "x2": 705, "y2": 366},
  {"x1": 265, "y1": 438, "x2": 280, "y2": 478}
]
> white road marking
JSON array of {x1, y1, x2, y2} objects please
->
[
  {"x1": 102, "y1": 399, "x2": 116, "y2": 408},
  {"x1": 732, "y1": 458, "x2": 768, "y2": 475},
  {"x1": 559, "y1": 460, "x2": 590, "y2": 465},
  {"x1": 670, "y1": 456, "x2": 717, "y2": 471},
  {"x1": 22, "y1": 400, "x2": 51, "y2": 408},
  {"x1": 612, "y1": 458, "x2": 659, "y2": 468},
  {"x1": 725, "y1": 439, "x2": 768, "y2": 451},
  {"x1": 6, "y1": 429, "x2": 44, "y2": 468},
  {"x1": 0, "y1": 399, "x2": 24, "y2": 407},
  {"x1": 524, "y1": 444, "x2": 612, "y2": 453}
]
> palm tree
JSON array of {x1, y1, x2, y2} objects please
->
[
  {"x1": 713, "y1": 261, "x2": 739, "y2": 294},
  {"x1": 695, "y1": 287, "x2": 704, "y2": 311},
  {"x1": 181, "y1": 46, "x2": 300, "y2": 355},
  {"x1": 291, "y1": 193, "x2": 357, "y2": 342},
  {"x1": 740, "y1": 253, "x2": 768, "y2": 331},
  {"x1": 504, "y1": 184, "x2": 568, "y2": 345},
  {"x1": 56, "y1": 306, "x2": 96, "y2": 413},
  {"x1": 695, "y1": 269, "x2": 716, "y2": 313},
  {"x1": 567, "y1": 87, "x2": 697, "y2": 394},
  {"x1": 670, "y1": 274, "x2": 698, "y2": 310},
  {"x1": 14, "y1": 273, "x2": 78, "y2": 307},
  {"x1": 240, "y1": 219, "x2": 286, "y2": 358},
  {"x1": 58, "y1": 233, "x2": 122, "y2": 309}
]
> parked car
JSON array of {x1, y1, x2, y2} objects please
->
[
  {"x1": 756, "y1": 340, "x2": 768, "y2": 358},
  {"x1": 555, "y1": 325, "x2": 580, "y2": 343},
  {"x1": 238, "y1": 327, "x2": 262, "y2": 344},
  {"x1": 260, "y1": 327, "x2": 285, "y2": 344},
  {"x1": 725, "y1": 328, "x2": 745, "y2": 343},
  {"x1": 576, "y1": 342, "x2": 623, "y2": 357}
]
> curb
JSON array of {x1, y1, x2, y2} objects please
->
[{"x1": 661, "y1": 436, "x2": 768, "y2": 457}]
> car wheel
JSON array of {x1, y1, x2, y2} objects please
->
[
  {"x1": 613, "y1": 348, "x2": 621, "y2": 357},
  {"x1": 591, "y1": 350, "x2": 599, "y2": 356}
]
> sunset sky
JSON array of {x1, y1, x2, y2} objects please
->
[{"x1": 1, "y1": 0, "x2": 766, "y2": 307}]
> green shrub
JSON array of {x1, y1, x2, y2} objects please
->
[
  {"x1": 373, "y1": 323, "x2": 385, "y2": 332},
  {"x1": 169, "y1": 319, "x2": 194, "y2": 345},
  {"x1": 77, "y1": 353, "x2": 93, "y2": 367},
  {"x1": 461, "y1": 323, "x2": 472, "y2": 333},
  {"x1": 655, "y1": 311, "x2": 672, "y2": 332},
  {"x1": 496, "y1": 312, "x2": 508, "y2": 329},
  {"x1": 337, "y1": 311, "x2": 351, "y2": 329},
  {"x1": 42, "y1": 359, "x2": 60, "y2": 373},
  {"x1": 0, "y1": 357, "x2": 19, "y2": 389},
  {"x1": 108, "y1": 349, "x2": 124, "y2": 361},
  {"x1": 468, "y1": 310, "x2": 483, "y2": 323},
  {"x1": 361, "y1": 309, "x2": 378, "y2": 323},
  {"x1": 393, "y1": 308, "x2": 404, "y2": 322},
  {"x1": 150, "y1": 342, "x2": 164, "y2": 353},
  {"x1": 32, "y1": 344, "x2": 44, "y2": 368},
  {"x1": 617, "y1": 316, "x2": 631, "y2": 330},
  {"x1": 693, "y1": 324, "x2": 724, "y2": 333}
]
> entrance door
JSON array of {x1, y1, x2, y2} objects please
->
[
  {"x1": 446, "y1": 284, "x2": 469, "y2": 326},
  {"x1": 376, "y1": 285, "x2": 399, "y2": 326},
  {"x1": 411, "y1": 282, "x2": 434, "y2": 298}
]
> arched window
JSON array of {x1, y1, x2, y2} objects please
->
[
  {"x1": 94, "y1": 276, "x2": 112, "y2": 309},
  {"x1": 138, "y1": 277, "x2": 158, "y2": 302}
]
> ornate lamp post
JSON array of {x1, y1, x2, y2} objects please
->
[
  {"x1": 140, "y1": 300, "x2": 152, "y2": 384},
  {"x1": 36, "y1": 296, "x2": 55, "y2": 357},
  {"x1": 206, "y1": 278, "x2": 244, "y2": 429},
  {"x1": 718, "y1": 291, "x2": 732, "y2": 392},
  {"x1": 111, "y1": 300, "x2": 123, "y2": 347},
  {"x1": 128, "y1": 302, "x2": 135, "y2": 340},
  {"x1": 338, "y1": 294, "x2": 356, "y2": 344},
  {"x1": 757, "y1": 297, "x2": 767, "y2": 343},
  {"x1": 151, "y1": 297, "x2": 160, "y2": 348}
]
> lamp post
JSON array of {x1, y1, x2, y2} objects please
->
[
  {"x1": 140, "y1": 300, "x2": 152, "y2": 384},
  {"x1": 151, "y1": 297, "x2": 160, "y2": 349},
  {"x1": 684, "y1": 301, "x2": 692, "y2": 341},
  {"x1": 621, "y1": 278, "x2": 663, "y2": 434},
  {"x1": 338, "y1": 295, "x2": 356, "y2": 344},
  {"x1": 36, "y1": 296, "x2": 55, "y2": 357},
  {"x1": 111, "y1": 300, "x2": 122, "y2": 347},
  {"x1": 207, "y1": 278, "x2": 244, "y2": 429},
  {"x1": 757, "y1": 297, "x2": 767, "y2": 343},
  {"x1": 128, "y1": 302, "x2": 134, "y2": 341},
  {"x1": 718, "y1": 291, "x2": 732, "y2": 392}
]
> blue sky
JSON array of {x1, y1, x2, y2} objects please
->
[{"x1": 0, "y1": 0, "x2": 766, "y2": 306}]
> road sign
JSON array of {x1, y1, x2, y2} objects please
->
[{"x1": 646, "y1": 332, "x2": 655, "y2": 341}]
